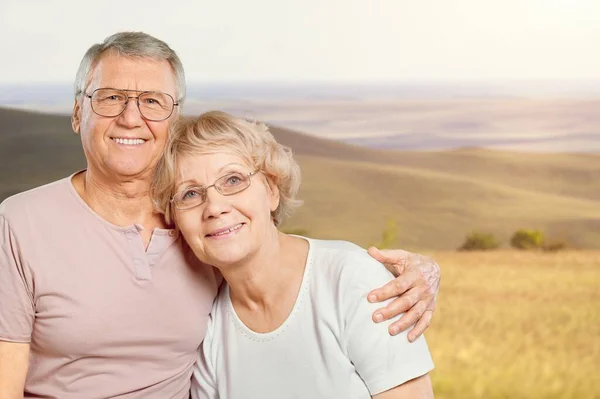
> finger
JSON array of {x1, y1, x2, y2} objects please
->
[
  {"x1": 388, "y1": 301, "x2": 430, "y2": 337},
  {"x1": 367, "y1": 246, "x2": 385, "y2": 263},
  {"x1": 367, "y1": 247, "x2": 410, "y2": 267},
  {"x1": 407, "y1": 310, "x2": 433, "y2": 342},
  {"x1": 371, "y1": 285, "x2": 423, "y2": 323},
  {"x1": 368, "y1": 269, "x2": 419, "y2": 303},
  {"x1": 377, "y1": 248, "x2": 411, "y2": 260}
]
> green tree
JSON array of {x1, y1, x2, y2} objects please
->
[
  {"x1": 510, "y1": 229, "x2": 545, "y2": 250},
  {"x1": 459, "y1": 231, "x2": 500, "y2": 251}
]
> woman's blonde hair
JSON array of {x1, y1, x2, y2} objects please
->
[{"x1": 152, "y1": 111, "x2": 302, "y2": 226}]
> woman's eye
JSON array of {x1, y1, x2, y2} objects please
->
[
  {"x1": 225, "y1": 175, "x2": 243, "y2": 186},
  {"x1": 182, "y1": 190, "x2": 200, "y2": 200}
]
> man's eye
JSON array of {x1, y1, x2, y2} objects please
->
[
  {"x1": 104, "y1": 94, "x2": 125, "y2": 101},
  {"x1": 144, "y1": 97, "x2": 161, "y2": 105}
]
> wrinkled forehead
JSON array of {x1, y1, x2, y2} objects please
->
[{"x1": 87, "y1": 52, "x2": 178, "y2": 97}]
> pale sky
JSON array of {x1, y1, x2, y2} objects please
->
[{"x1": 1, "y1": 0, "x2": 599, "y2": 83}]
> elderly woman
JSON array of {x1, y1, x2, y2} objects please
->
[{"x1": 153, "y1": 111, "x2": 435, "y2": 398}]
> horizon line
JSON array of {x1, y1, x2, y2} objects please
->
[{"x1": 1, "y1": 78, "x2": 600, "y2": 86}]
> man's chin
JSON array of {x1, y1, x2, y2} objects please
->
[
  {"x1": 104, "y1": 155, "x2": 158, "y2": 175},
  {"x1": 102, "y1": 163, "x2": 154, "y2": 181}
]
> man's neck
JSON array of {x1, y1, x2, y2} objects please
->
[{"x1": 72, "y1": 169, "x2": 167, "y2": 232}]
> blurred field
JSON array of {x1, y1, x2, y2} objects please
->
[
  {"x1": 287, "y1": 153, "x2": 600, "y2": 250},
  {"x1": 425, "y1": 250, "x2": 600, "y2": 399},
  {"x1": 182, "y1": 97, "x2": 600, "y2": 152}
]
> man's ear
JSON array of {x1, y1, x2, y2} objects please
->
[{"x1": 71, "y1": 99, "x2": 82, "y2": 134}]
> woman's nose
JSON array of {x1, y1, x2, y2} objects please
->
[{"x1": 202, "y1": 188, "x2": 231, "y2": 219}]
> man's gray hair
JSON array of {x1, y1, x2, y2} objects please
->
[{"x1": 73, "y1": 31, "x2": 186, "y2": 103}]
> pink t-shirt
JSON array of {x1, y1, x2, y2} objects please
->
[{"x1": 0, "y1": 175, "x2": 219, "y2": 398}]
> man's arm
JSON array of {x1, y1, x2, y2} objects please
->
[
  {"x1": 373, "y1": 374, "x2": 434, "y2": 399},
  {"x1": 0, "y1": 213, "x2": 34, "y2": 398},
  {"x1": 0, "y1": 341, "x2": 29, "y2": 399},
  {"x1": 366, "y1": 248, "x2": 440, "y2": 341}
]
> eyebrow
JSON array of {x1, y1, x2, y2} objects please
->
[
  {"x1": 174, "y1": 163, "x2": 248, "y2": 190},
  {"x1": 92, "y1": 87, "x2": 177, "y2": 97}
]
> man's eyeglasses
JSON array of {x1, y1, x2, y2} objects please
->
[
  {"x1": 171, "y1": 170, "x2": 259, "y2": 210},
  {"x1": 84, "y1": 88, "x2": 179, "y2": 121}
]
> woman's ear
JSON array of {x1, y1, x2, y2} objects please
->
[{"x1": 266, "y1": 178, "x2": 280, "y2": 213}]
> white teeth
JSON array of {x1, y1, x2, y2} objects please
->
[
  {"x1": 212, "y1": 224, "x2": 243, "y2": 236},
  {"x1": 113, "y1": 138, "x2": 146, "y2": 145}
]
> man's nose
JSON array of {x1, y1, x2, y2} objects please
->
[{"x1": 118, "y1": 97, "x2": 144, "y2": 126}]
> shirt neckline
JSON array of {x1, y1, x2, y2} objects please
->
[
  {"x1": 225, "y1": 235, "x2": 314, "y2": 341},
  {"x1": 65, "y1": 170, "x2": 178, "y2": 237}
]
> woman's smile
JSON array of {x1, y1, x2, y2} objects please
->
[{"x1": 205, "y1": 223, "x2": 245, "y2": 239}]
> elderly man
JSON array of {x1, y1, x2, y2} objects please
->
[{"x1": 0, "y1": 32, "x2": 440, "y2": 398}]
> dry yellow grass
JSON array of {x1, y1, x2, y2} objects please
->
[{"x1": 423, "y1": 250, "x2": 600, "y2": 399}]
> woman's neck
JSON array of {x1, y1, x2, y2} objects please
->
[{"x1": 221, "y1": 231, "x2": 309, "y2": 333}]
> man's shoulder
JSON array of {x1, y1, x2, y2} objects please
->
[{"x1": 0, "y1": 177, "x2": 73, "y2": 223}]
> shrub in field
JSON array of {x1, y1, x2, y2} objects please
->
[
  {"x1": 543, "y1": 239, "x2": 569, "y2": 252},
  {"x1": 510, "y1": 229, "x2": 545, "y2": 250},
  {"x1": 459, "y1": 231, "x2": 500, "y2": 251}
]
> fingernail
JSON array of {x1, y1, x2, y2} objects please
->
[
  {"x1": 374, "y1": 313, "x2": 384, "y2": 322},
  {"x1": 368, "y1": 294, "x2": 377, "y2": 302},
  {"x1": 390, "y1": 326, "x2": 399, "y2": 335}
]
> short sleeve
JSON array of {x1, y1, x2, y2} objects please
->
[
  {"x1": 191, "y1": 313, "x2": 219, "y2": 399},
  {"x1": 0, "y1": 214, "x2": 35, "y2": 343},
  {"x1": 341, "y1": 252, "x2": 434, "y2": 395}
]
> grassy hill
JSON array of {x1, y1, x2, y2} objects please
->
[{"x1": 1, "y1": 107, "x2": 599, "y2": 250}]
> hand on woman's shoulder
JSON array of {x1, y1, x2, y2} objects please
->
[{"x1": 313, "y1": 238, "x2": 394, "y2": 289}]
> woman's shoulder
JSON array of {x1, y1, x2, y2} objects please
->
[
  {"x1": 309, "y1": 238, "x2": 364, "y2": 253},
  {"x1": 306, "y1": 238, "x2": 394, "y2": 289}
]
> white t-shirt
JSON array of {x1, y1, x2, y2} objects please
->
[{"x1": 191, "y1": 238, "x2": 434, "y2": 399}]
